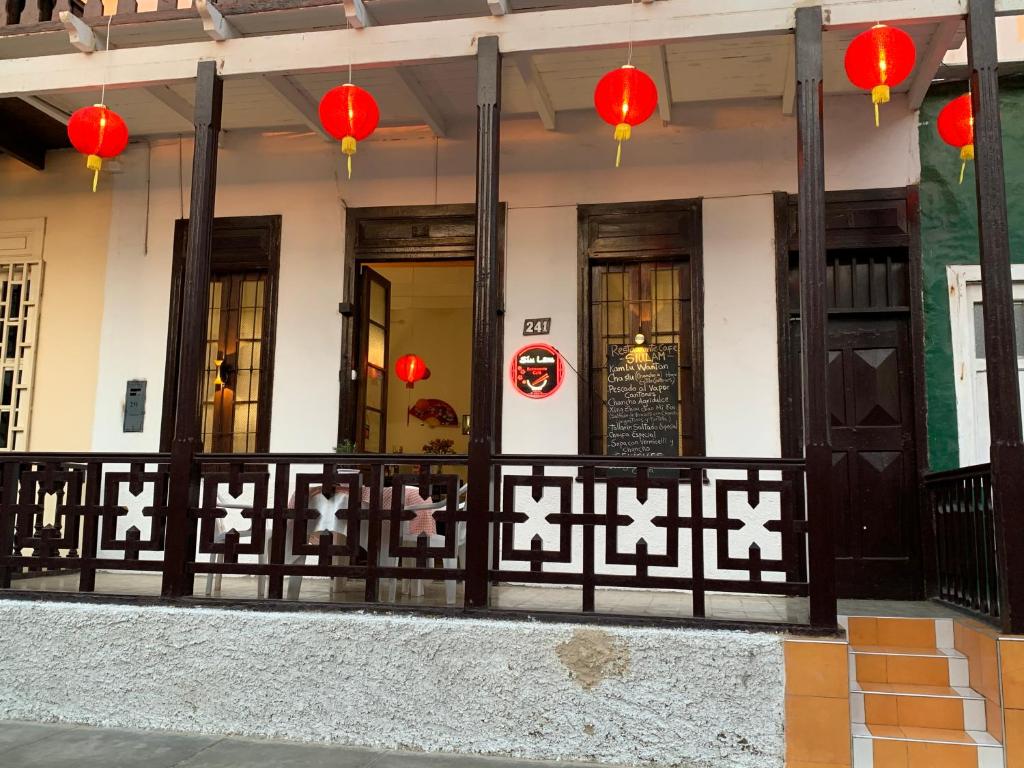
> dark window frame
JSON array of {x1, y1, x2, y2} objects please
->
[
  {"x1": 160, "y1": 215, "x2": 282, "y2": 453},
  {"x1": 576, "y1": 199, "x2": 705, "y2": 457}
]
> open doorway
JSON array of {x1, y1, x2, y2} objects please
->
[
  {"x1": 338, "y1": 205, "x2": 505, "y2": 456},
  {"x1": 355, "y1": 260, "x2": 474, "y2": 454}
]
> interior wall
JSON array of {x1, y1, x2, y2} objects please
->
[
  {"x1": 0, "y1": 152, "x2": 111, "y2": 452},
  {"x1": 77, "y1": 92, "x2": 919, "y2": 459}
]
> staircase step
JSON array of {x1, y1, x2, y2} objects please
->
[
  {"x1": 846, "y1": 617, "x2": 954, "y2": 650},
  {"x1": 851, "y1": 681, "x2": 987, "y2": 731},
  {"x1": 852, "y1": 723, "x2": 1002, "y2": 767},
  {"x1": 850, "y1": 645, "x2": 969, "y2": 688}
]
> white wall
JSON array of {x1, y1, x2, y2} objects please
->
[
  {"x1": 72, "y1": 93, "x2": 920, "y2": 567},
  {"x1": 87, "y1": 93, "x2": 919, "y2": 459}
]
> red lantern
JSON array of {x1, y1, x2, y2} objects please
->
[
  {"x1": 318, "y1": 83, "x2": 380, "y2": 179},
  {"x1": 844, "y1": 24, "x2": 916, "y2": 127},
  {"x1": 395, "y1": 354, "x2": 427, "y2": 389},
  {"x1": 66, "y1": 104, "x2": 129, "y2": 192},
  {"x1": 593, "y1": 65, "x2": 658, "y2": 168},
  {"x1": 938, "y1": 93, "x2": 975, "y2": 185}
]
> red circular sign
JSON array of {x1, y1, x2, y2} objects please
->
[{"x1": 511, "y1": 343, "x2": 564, "y2": 399}]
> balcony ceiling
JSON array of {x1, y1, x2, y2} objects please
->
[{"x1": 18, "y1": 19, "x2": 959, "y2": 141}]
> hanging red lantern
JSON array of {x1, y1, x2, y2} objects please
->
[
  {"x1": 593, "y1": 65, "x2": 658, "y2": 168},
  {"x1": 66, "y1": 104, "x2": 129, "y2": 192},
  {"x1": 319, "y1": 83, "x2": 380, "y2": 180},
  {"x1": 938, "y1": 93, "x2": 975, "y2": 185},
  {"x1": 395, "y1": 354, "x2": 427, "y2": 389},
  {"x1": 844, "y1": 24, "x2": 916, "y2": 127}
]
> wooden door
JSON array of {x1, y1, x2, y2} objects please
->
[
  {"x1": 355, "y1": 267, "x2": 390, "y2": 453},
  {"x1": 826, "y1": 317, "x2": 919, "y2": 598},
  {"x1": 785, "y1": 245, "x2": 921, "y2": 598}
]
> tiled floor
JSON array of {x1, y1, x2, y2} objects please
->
[
  {"x1": 0, "y1": 720, "x2": 612, "y2": 768},
  {"x1": 5, "y1": 570, "x2": 966, "y2": 625}
]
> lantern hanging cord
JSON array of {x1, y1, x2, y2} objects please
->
[
  {"x1": 626, "y1": 0, "x2": 637, "y2": 66},
  {"x1": 100, "y1": 13, "x2": 114, "y2": 105}
]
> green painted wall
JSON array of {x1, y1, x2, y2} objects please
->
[{"x1": 920, "y1": 78, "x2": 1024, "y2": 471}]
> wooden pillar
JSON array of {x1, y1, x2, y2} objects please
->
[
  {"x1": 464, "y1": 35, "x2": 501, "y2": 608},
  {"x1": 967, "y1": 0, "x2": 1024, "y2": 634},
  {"x1": 795, "y1": 6, "x2": 837, "y2": 630},
  {"x1": 161, "y1": 61, "x2": 223, "y2": 597}
]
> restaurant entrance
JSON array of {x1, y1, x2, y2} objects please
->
[
  {"x1": 353, "y1": 260, "x2": 474, "y2": 454},
  {"x1": 338, "y1": 205, "x2": 504, "y2": 455}
]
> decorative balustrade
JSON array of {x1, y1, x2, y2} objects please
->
[
  {"x1": 923, "y1": 463, "x2": 1000, "y2": 623},
  {"x1": 491, "y1": 455, "x2": 810, "y2": 618},
  {"x1": 0, "y1": 450, "x2": 821, "y2": 627}
]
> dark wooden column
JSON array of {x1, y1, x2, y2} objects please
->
[
  {"x1": 795, "y1": 6, "x2": 837, "y2": 630},
  {"x1": 967, "y1": 0, "x2": 1024, "y2": 634},
  {"x1": 464, "y1": 35, "x2": 501, "y2": 608},
  {"x1": 161, "y1": 61, "x2": 223, "y2": 597}
]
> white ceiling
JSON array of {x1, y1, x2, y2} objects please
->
[{"x1": 32, "y1": 18, "x2": 955, "y2": 140}]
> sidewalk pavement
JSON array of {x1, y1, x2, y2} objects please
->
[{"x1": 0, "y1": 721, "x2": 617, "y2": 768}]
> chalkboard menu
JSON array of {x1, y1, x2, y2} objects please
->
[{"x1": 606, "y1": 343, "x2": 679, "y2": 458}]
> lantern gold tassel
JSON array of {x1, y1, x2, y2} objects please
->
[
  {"x1": 613, "y1": 122, "x2": 631, "y2": 168},
  {"x1": 960, "y1": 143, "x2": 974, "y2": 185},
  {"x1": 86, "y1": 154, "x2": 102, "y2": 193},
  {"x1": 871, "y1": 84, "x2": 890, "y2": 128},
  {"x1": 341, "y1": 135, "x2": 357, "y2": 179}
]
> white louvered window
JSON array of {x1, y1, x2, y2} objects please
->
[{"x1": 0, "y1": 219, "x2": 45, "y2": 452}]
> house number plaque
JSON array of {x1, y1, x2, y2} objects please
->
[{"x1": 522, "y1": 317, "x2": 552, "y2": 336}]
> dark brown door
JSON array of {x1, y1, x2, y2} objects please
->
[
  {"x1": 355, "y1": 267, "x2": 390, "y2": 453},
  {"x1": 785, "y1": 245, "x2": 921, "y2": 598},
  {"x1": 826, "y1": 317, "x2": 919, "y2": 598}
]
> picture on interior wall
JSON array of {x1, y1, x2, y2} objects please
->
[{"x1": 408, "y1": 398, "x2": 458, "y2": 428}]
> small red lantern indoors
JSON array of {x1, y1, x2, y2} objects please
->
[
  {"x1": 395, "y1": 354, "x2": 427, "y2": 389},
  {"x1": 319, "y1": 83, "x2": 380, "y2": 179},
  {"x1": 593, "y1": 65, "x2": 658, "y2": 168},
  {"x1": 844, "y1": 24, "x2": 916, "y2": 127},
  {"x1": 66, "y1": 104, "x2": 129, "y2": 192},
  {"x1": 938, "y1": 93, "x2": 975, "y2": 185}
]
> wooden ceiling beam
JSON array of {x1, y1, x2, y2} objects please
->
[
  {"x1": 343, "y1": 0, "x2": 372, "y2": 29},
  {"x1": 488, "y1": 0, "x2": 511, "y2": 15},
  {"x1": 650, "y1": 45, "x2": 672, "y2": 125},
  {"x1": 259, "y1": 74, "x2": 333, "y2": 141},
  {"x1": 513, "y1": 54, "x2": 556, "y2": 130},
  {"x1": 146, "y1": 85, "x2": 195, "y2": 125},
  {"x1": 393, "y1": 68, "x2": 448, "y2": 137},
  {"x1": 907, "y1": 18, "x2": 962, "y2": 109}
]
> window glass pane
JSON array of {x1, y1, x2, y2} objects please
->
[
  {"x1": 364, "y1": 410, "x2": 381, "y2": 453},
  {"x1": 370, "y1": 279, "x2": 386, "y2": 325},
  {"x1": 368, "y1": 324, "x2": 386, "y2": 369},
  {"x1": 366, "y1": 366, "x2": 384, "y2": 409},
  {"x1": 590, "y1": 260, "x2": 691, "y2": 457},
  {"x1": 974, "y1": 300, "x2": 1024, "y2": 358}
]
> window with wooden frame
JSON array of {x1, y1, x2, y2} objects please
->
[
  {"x1": 0, "y1": 219, "x2": 44, "y2": 452},
  {"x1": 161, "y1": 216, "x2": 281, "y2": 453},
  {"x1": 578, "y1": 201, "x2": 704, "y2": 457}
]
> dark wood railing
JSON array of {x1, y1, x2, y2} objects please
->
[
  {"x1": 923, "y1": 463, "x2": 1000, "y2": 623},
  {"x1": 0, "y1": 451, "x2": 822, "y2": 627}
]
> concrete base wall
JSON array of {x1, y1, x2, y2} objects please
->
[{"x1": 0, "y1": 600, "x2": 785, "y2": 768}]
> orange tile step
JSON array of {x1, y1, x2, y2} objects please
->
[
  {"x1": 850, "y1": 645, "x2": 970, "y2": 688},
  {"x1": 847, "y1": 617, "x2": 954, "y2": 649},
  {"x1": 851, "y1": 681, "x2": 988, "y2": 732},
  {"x1": 852, "y1": 723, "x2": 1003, "y2": 767}
]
